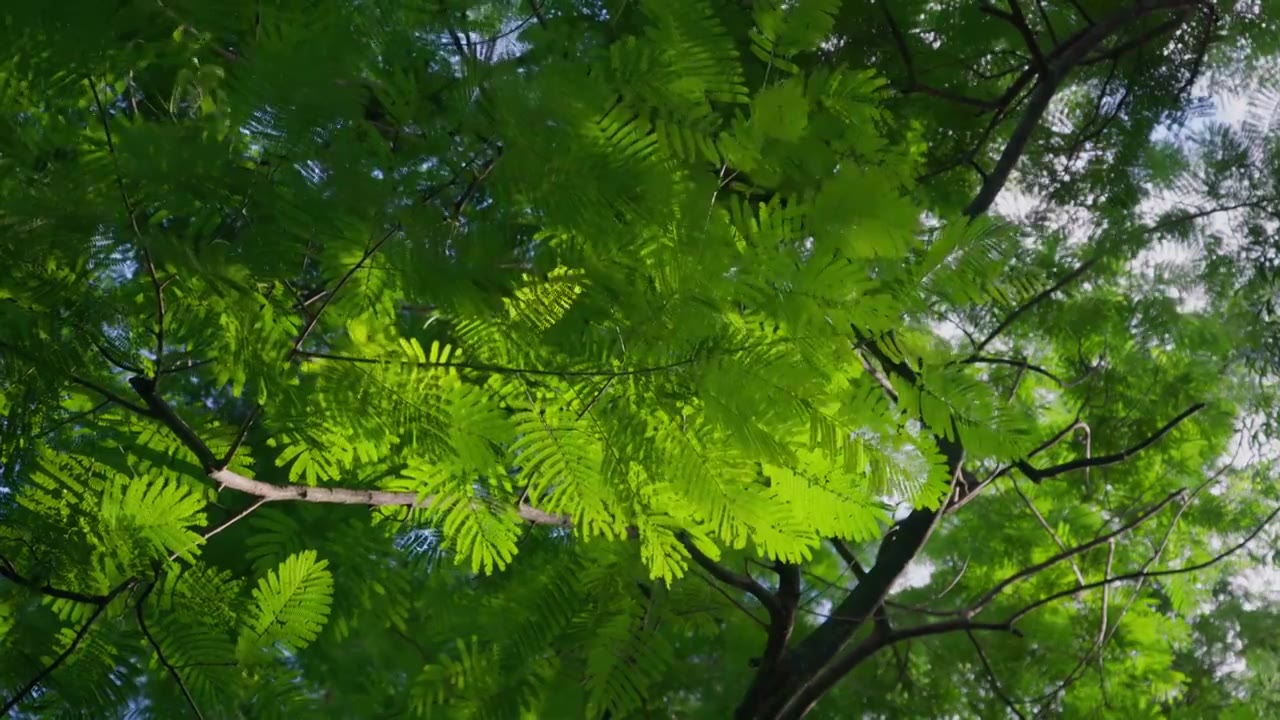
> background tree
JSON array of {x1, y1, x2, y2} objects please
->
[{"x1": 1, "y1": 1, "x2": 1278, "y2": 718}]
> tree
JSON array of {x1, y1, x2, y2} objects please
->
[{"x1": 0, "y1": 0, "x2": 1277, "y2": 718}]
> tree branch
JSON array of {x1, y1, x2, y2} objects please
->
[
  {"x1": 128, "y1": 375, "x2": 572, "y2": 526},
  {"x1": 1008, "y1": 502, "x2": 1280, "y2": 624},
  {"x1": 983, "y1": 1, "x2": 1047, "y2": 71},
  {"x1": 830, "y1": 539, "x2": 868, "y2": 581},
  {"x1": 959, "y1": 355, "x2": 1064, "y2": 386},
  {"x1": 0, "y1": 579, "x2": 133, "y2": 716},
  {"x1": 880, "y1": 0, "x2": 1002, "y2": 110},
  {"x1": 774, "y1": 619, "x2": 1023, "y2": 719},
  {"x1": 1080, "y1": 12, "x2": 1188, "y2": 66},
  {"x1": 220, "y1": 405, "x2": 259, "y2": 468},
  {"x1": 136, "y1": 582, "x2": 205, "y2": 719},
  {"x1": 967, "y1": 489, "x2": 1184, "y2": 616},
  {"x1": 1033, "y1": 0, "x2": 1060, "y2": 45},
  {"x1": 0, "y1": 556, "x2": 110, "y2": 605},
  {"x1": 963, "y1": 0, "x2": 1202, "y2": 218},
  {"x1": 680, "y1": 536, "x2": 784, "y2": 621},
  {"x1": 296, "y1": 349, "x2": 705, "y2": 378},
  {"x1": 141, "y1": 249, "x2": 167, "y2": 387},
  {"x1": 1011, "y1": 477, "x2": 1087, "y2": 586},
  {"x1": 290, "y1": 224, "x2": 402, "y2": 355},
  {"x1": 967, "y1": 627, "x2": 1027, "y2": 719},
  {"x1": 1015, "y1": 403, "x2": 1205, "y2": 483},
  {"x1": 973, "y1": 256, "x2": 1099, "y2": 353},
  {"x1": 71, "y1": 375, "x2": 155, "y2": 418}
]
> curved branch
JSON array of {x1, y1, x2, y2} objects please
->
[
  {"x1": 1016, "y1": 403, "x2": 1205, "y2": 483},
  {"x1": 959, "y1": 355, "x2": 1064, "y2": 386},
  {"x1": 680, "y1": 537, "x2": 784, "y2": 621},
  {"x1": 136, "y1": 582, "x2": 205, "y2": 719}
]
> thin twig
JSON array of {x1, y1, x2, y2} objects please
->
[
  {"x1": 290, "y1": 224, "x2": 402, "y2": 355},
  {"x1": 296, "y1": 349, "x2": 704, "y2": 378},
  {"x1": 142, "y1": 250, "x2": 167, "y2": 387},
  {"x1": 136, "y1": 582, "x2": 206, "y2": 719},
  {"x1": 1096, "y1": 539, "x2": 1115, "y2": 704},
  {"x1": 1027, "y1": 464, "x2": 1235, "y2": 706},
  {"x1": 86, "y1": 77, "x2": 142, "y2": 236},
  {"x1": 931, "y1": 557, "x2": 970, "y2": 601},
  {"x1": 1011, "y1": 477, "x2": 1086, "y2": 586},
  {"x1": 38, "y1": 400, "x2": 111, "y2": 437},
  {"x1": 220, "y1": 405, "x2": 260, "y2": 468},
  {"x1": 973, "y1": 257, "x2": 1098, "y2": 353},
  {"x1": 170, "y1": 497, "x2": 273, "y2": 563},
  {"x1": 966, "y1": 627, "x2": 1027, "y2": 719}
]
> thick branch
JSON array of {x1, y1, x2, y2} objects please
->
[
  {"x1": 750, "y1": 327, "x2": 1194, "y2": 716},
  {"x1": 205, "y1": 468, "x2": 570, "y2": 525},
  {"x1": 776, "y1": 618, "x2": 1023, "y2": 719},
  {"x1": 680, "y1": 537, "x2": 784, "y2": 621},
  {"x1": 128, "y1": 375, "x2": 571, "y2": 526},
  {"x1": 792, "y1": 491, "x2": 1257, "y2": 719},
  {"x1": 963, "y1": 0, "x2": 1200, "y2": 218}
]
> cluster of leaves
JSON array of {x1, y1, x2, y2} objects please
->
[{"x1": 1, "y1": 0, "x2": 1279, "y2": 718}]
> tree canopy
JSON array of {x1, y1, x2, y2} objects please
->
[{"x1": 2, "y1": 0, "x2": 1280, "y2": 718}]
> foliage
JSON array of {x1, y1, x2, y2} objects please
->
[{"x1": 1, "y1": 1, "x2": 1279, "y2": 718}]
